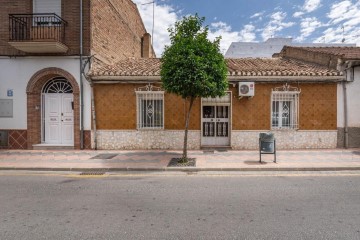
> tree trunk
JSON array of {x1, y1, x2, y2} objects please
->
[{"x1": 182, "y1": 97, "x2": 195, "y2": 161}]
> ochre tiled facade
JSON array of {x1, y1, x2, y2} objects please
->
[
  {"x1": 94, "y1": 84, "x2": 201, "y2": 130},
  {"x1": 94, "y1": 83, "x2": 337, "y2": 131}
]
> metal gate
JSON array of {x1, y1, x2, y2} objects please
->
[{"x1": 201, "y1": 93, "x2": 231, "y2": 146}]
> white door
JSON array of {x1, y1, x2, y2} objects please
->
[
  {"x1": 44, "y1": 93, "x2": 74, "y2": 145},
  {"x1": 201, "y1": 93, "x2": 231, "y2": 146}
]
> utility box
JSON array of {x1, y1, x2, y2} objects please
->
[
  {"x1": 0, "y1": 130, "x2": 8, "y2": 147},
  {"x1": 259, "y1": 132, "x2": 276, "y2": 162}
]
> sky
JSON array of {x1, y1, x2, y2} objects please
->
[{"x1": 132, "y1": 0, "x2": 360, "y2": 56}]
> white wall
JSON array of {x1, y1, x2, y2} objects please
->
[
  {"x1": 337, "y1": 66, "x2": 360, "y2": 128},
  {"x1": 0, "y1": 57, "x2": 91, "y2": 130}
]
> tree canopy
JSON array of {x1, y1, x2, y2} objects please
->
[{"x1": 161, "y1": 14, "x2": 228, "y2": 99}]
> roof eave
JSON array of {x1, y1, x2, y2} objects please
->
[{"x1": 90, "y1": 75, "x2": 344, "y2": 83}]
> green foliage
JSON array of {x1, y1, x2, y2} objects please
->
[{"x1": 160, "y1": 14, "x2": 228, "y2": 99}]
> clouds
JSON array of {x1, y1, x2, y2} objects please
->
[
  {"x1": 314, "y1": 0, "x2": 360, "y2": 43},
  {"x1": 133, "y1": 0, "x2": 359, "y2": 56},
  {"x1": 261, "y1": 12, "x2": 295, "y2": 40},
  {"x1": 295, "y1": 17, "x2": 323, "y2": 41},
  {"x1": 293, "y1": 0, "x2": 322, "y2": 17},
  {"x1": 209, "y1": 23, "x2": 256, "y2": 53},
  {"x1": 134, "y1": 0, "x2": 179, "y2": 56}
]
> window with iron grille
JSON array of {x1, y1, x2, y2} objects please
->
[
  {"x1": 271, "y1": 84, "x2": 300, "y2": 130},
  {"x1": 136, "y1": 86, "x2": 164, "y2": 129}
]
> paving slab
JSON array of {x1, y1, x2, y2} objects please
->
[{"x1": 0, "y1": 149, "x2": 359, "y2": 172}]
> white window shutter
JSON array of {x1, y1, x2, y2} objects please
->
[{"x1": 33, "y1": 0, "x2": 62, "y2": 17}]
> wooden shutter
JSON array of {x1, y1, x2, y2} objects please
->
[{"x1": 33, "y1": 0, "x2": 61, "y2": 17}]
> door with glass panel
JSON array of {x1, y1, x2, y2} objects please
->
[{"x1": 201, "y1": 105, "x2": 230, "y2": 146}]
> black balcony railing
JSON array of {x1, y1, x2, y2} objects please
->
[{"x1": 9, "y1": 13, "x2": 67, "y2": 42}]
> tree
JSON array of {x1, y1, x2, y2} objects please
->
[{"x1": 161, "y1": 14, "x2": 228, "y2": 161}]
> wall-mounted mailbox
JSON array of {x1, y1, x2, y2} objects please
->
[{"x1": 0, "y1": 99, "x2": 13, "y2": 117}]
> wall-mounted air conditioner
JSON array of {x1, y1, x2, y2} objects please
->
[{"x1": 238, "y1": 82, "x2": 255, "y2": 97}]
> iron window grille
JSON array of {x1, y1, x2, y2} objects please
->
[
  {"x1": 135, "y1": 84, "x2": 164, "y2": 130},
  {"x1": 271, "y1": 84, "x2": 300, "y2": 130}
]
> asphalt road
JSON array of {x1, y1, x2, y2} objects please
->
[{"x1": 1, "y1": 171, "x2": 360, "y2": 240}]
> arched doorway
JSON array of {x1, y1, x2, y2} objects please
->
[
  {"x1": 26, "y1": 67, "x2": 80, "y2": 149},
  {"x1": 41, "y1": 77, "x2": 74, "y2": 145}
]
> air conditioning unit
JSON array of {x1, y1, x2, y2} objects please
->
[{"x1": 238, "y1": 82, "x2": 255, "y2": 97}]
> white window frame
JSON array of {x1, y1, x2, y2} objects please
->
[
  {"x1": 271, "y1": 84, "x2": 300, "y2": 130},
  {"x1": 135, "y1": 85, "x2": 164, "y2": 130}
]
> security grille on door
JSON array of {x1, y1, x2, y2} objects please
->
[
  {"x1": 135, "y1": 84, "x2": 164, "y2": 129},
  {"x1": 271, "y1": 84, "x2": 300, "y2": 130},
  {"x1": 201, "y1": 93, "x2": 231, "y2": 146}
]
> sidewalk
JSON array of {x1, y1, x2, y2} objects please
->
[{"x1": 0, "y1": 148, "x2": 360, "y2": 172}]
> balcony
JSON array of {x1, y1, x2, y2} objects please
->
[{"x1": 8, "y1": 13, "x2": 68, "y2": 53}]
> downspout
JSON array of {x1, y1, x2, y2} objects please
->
[
  {"x1": 343, "y1": 77, "x2": 348, "y2": 149},
  {"x1": 79, "y1": 0, "x2": 84, "y2": 149},
  {"x1": 82, "y1": 60, "x2": 97, "y2": 150},
  {"x1": 90, "y1": 80, "x2": 97, "y2": 150}
]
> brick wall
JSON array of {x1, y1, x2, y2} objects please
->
[
  {"x1": 0, "y1": 0, "x2": 91, "y2": 56},
  {"x1": 90, "y1": 0, "x2": 155, "y2": 63},
  {"x1": 280, "y1": 47, "x2": 339, "y2": 69}
]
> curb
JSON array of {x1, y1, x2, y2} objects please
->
[{"x1": 1, "y1": 167, "x2": 360, "y2": 172}]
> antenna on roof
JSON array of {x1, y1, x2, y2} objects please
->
[
  {"x1": 341, "y1": 25, "x2": 345, "y2": 43},
  {"x1": 142, "y1": 1, "x2": 155, "y2": 47}
]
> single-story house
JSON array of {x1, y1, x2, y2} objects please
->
[{"x1": 87, "y1": 55, "x2": 345, "y2": 150}]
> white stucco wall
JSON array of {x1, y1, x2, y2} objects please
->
[
  {"x1": 0, "y1": 56, "x2": 91, "y2": 130},
  {"x1": 337, "y1": 66, "x2": 360, "y2": 128}
]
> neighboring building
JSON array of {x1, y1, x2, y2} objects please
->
[
  {"x1": 225, "y1": 38, "x2": 356, "y2": 58},
  {"x1": 0, "y1": 0, "x2": 154, "y2": 150},
  {"x1": 278, "y1": 46, "x2": 360, "y2": 148},
  {"x1": 88, "y1": 56, "x2": 343, "y2": 150}
]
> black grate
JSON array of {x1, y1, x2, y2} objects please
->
[
  {"x1": 80, "y1": 171, "x2": 106, "y2": 176},
  {"x1": 90, "y1": 154, "x2": 118, "y2": 159}
]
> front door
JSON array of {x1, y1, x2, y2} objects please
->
[
  {"x1": 44, "y1": 93, "x2": 74, "y2": 145},
  {"x1": 201, "y1": 93, "x2": 231, "y2": 146}
]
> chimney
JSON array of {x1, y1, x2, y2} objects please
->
[{"x1": 141, "y1": 33, "x2": 151, "y2": 58}]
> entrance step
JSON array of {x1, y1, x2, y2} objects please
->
[
  {"x1": 32, "y1": 144, "x2": 74, "y2": 150},
  {"x1": 201, "y1": 146, "x2": 232, "y2": 152}
]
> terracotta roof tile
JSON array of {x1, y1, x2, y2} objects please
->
[{"x1": 89, "y1": 57, "x2": 342, "y2": 78}]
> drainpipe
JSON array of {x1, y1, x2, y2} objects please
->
[
  {"x1": 343, "y1": 78, "x2": 348, "y2": 149},
  {"x1": 90, "y1": 81, "x2": 97, "y2": 150},
  {"x1": 79, "y1": 0, "x2": 84, "y2": 149},
  {"x1": 81, "y1": 56, "x2": 97, "y2": 150}
]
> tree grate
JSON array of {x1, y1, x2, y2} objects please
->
[{"x1": 168, "y1": 158, "x2": 196, "y2": 167}]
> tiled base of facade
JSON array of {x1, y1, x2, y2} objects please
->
[
  {"x1": 0, "y1": 130, "x2": 27, "y2": 149},
  {"x1": 0, "y1": 129, "x2": 92, "y2": 150},
  {"x1": 94, "y1": 130, "x2": 337, "y2": 150},
  {"x1": 337, "y1": 127, "x2": 360, "y2": 148},
  {"x1": 231, "y1": 130, "x2": 338, "y2": 150},
  {"x1": 94, "y1": 130, "x2": 201, "y2": 150}
]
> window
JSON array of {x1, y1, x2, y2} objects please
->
[
  {"x1": 271, "y1": 84, "x2": 300, "y2": 130},
  {"x1": 136, "y1": 86, "x2": 164, "y2": 129},
  {"x1": 33, "y1": 0, "x2": 61, "y2": 17}
]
